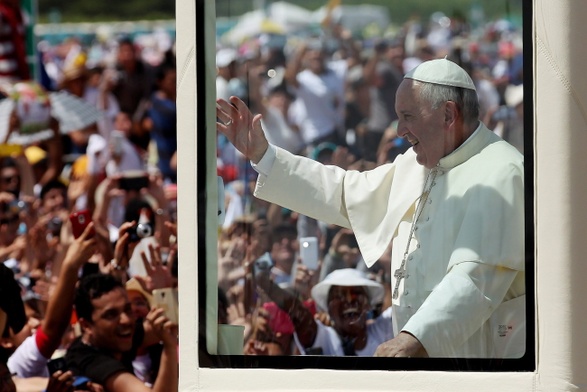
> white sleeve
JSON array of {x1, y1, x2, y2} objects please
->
[
  {"x1": 250, "y1": 144, "x2": 276, "y2": 176},
  {"x1": 401, "y1": 261, "x2": 518, "y2": 357},
  {"x1": 7, "y1": 334, "x2": 50, "y2": 378}
]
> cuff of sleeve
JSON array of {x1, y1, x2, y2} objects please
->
[
  {"x1": 250, "y1": 144, "x2": 276, "y2": 176},
  {"x1": 401, "y1": 272, "x2": 493, "y2": 357}
]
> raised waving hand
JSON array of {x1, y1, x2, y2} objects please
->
[{"x1": 216, "y1": 96, "x2": 269, "y2": 164}]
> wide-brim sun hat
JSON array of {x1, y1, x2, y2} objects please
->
[{"x1": 311, "y1": 268, "x2": 384, "y2": 312}]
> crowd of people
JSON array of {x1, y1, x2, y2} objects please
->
[
  {"x1": 0, "y1": 0, "x2": 179, "y2": 389},
  {"x1": 216, "y1": 11, "x2": 525, "y2": 358}
]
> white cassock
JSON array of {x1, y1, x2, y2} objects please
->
[{"x1": 253, "y1": 122, "x2": 525, "y2": 358}]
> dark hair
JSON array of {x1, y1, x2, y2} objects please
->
[
  {"x1": 270, "y1": 223, "x2": 298, "y2": 244},
  {"x1": 74, "y1": 274, "x2": 124, "y2": 322},
  {"x1": 0, "y1": 157, "x2": 17, "y2": 170},
  {"x1": 0, "y1": 265, "x2": 26, "y2": 341},
  {"x1": 155, "y1": 63, "x2": 176, "y2": 83},
  {"x1": 40, "y1": 178, "x2": 67, "y2": 201},
  {"x1": 117, "y1": 37, "x2": 134, "y2": 48}
]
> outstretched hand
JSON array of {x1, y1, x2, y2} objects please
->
[{"x1": 216, "y1": 96, "x2": 269, "y2": 164}]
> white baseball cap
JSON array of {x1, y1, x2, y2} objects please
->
[{"x1": 216, "y1": 48, "x2": 238, "y2": 68}]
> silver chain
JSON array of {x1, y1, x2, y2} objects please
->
[{"x1": 392, "y1": 168, "x2": 438, "y2": 300}]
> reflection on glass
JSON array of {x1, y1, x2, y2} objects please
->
[{"x1": 213, "y1": 0, "x2": 526, "y2": 363}]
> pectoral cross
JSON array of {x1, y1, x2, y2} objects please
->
[
  {"x1": 390, "y1": 168, "x2": 437, "y2": 301},
  {"x1": 392, "y1": 264, "x2": 407, "y2": 299}
]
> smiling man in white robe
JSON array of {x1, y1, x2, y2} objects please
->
[{"x1": 216, "y1": 58, "x2": 525, "y2": 358}]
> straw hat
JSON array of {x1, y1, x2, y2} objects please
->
[{"x1": 125, "y1": 278, "x2": 154, "y2": 307}]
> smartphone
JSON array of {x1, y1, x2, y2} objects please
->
[
  {"x1": 110, "y1": 130, "x2": 125, "y2": 157},
  {"x1": 118, "y1": 175, "x2": 149, "y2": 191},
  {"x1": 253, "y1": 252, "x2": 273, "y2": 278},
  {"x1": 72, "y1": 376, "x2": 91, "y2": 390},
  {"x1": 300, "y1": 237, "x2": 319, "y2": 270},
  {"x1": 47, "y1": 357, "x2": 68, "y2": 375},
  {"x1": 152, "y1": 288, "x2": 179, "y2": 324},
  {"x1": 69, "y1": 210, "x2": 94, "y2": 239}
]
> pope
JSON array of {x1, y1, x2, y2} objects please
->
[{"x1": 216, "y1": 58, "x2": 525, "y2": 358}]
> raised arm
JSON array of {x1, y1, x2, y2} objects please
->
[
  {"x1": 283, "y1": 43, "x2": 306, "y2": 89},
  {"x1": 253, "y1": 267, "x2": 317, "y2": 348},
  {"x1": 40, "y1": 222, "x2": 96, "y2": 357},
  {"x1": 38, "y1": 118, "x2": 64, "y2": 186}
]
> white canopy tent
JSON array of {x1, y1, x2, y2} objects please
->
[{"x1": 219, "y1": 1, "x2": 390, "y2": 46}]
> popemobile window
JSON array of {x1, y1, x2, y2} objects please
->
[{"x1": 201, "y1": 0, "x2": 534, "y2": 371}]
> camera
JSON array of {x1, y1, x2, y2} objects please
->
[
  {"x1": 4, "y1": 199, "x2": 26, "y2": 214},
  {"x1": 253, "y1": 252, "x2": 273, "y2": 278},
  {"x1": 47, "y1": 216, "x2": 63, "y2": 236},
  {"x1": 128, "y1": 222, "x2": 154, "y2": 242}
]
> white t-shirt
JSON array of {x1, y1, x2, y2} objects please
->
[
  {"x1": 294, "y1": 307, "x2": 393, "y2": 356},
  {"x1": 261, "y1": 106, "x2": 304, "y2": 154},
  {"x1": 216, "y1": 76, "x2": 230, "y2": 101},
  {"x1": 8, "y1": 334, "x2": 50, "y2": 378},
  {"x1": 291, "y1": 61, "x2": 346, "y2": 144}
]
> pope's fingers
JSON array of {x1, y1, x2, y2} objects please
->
[
  {"x1": 216, "y1": 105, "x2": 233, "y2": 127},
  {"x1": 216, "y1": 98, "x2": 240, "y2": 120},
  {"x1": 229, "y1": 96, "x2": 252, "y2": 123}
]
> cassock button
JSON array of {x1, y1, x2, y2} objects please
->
[
  {"x1": 404, "y1": 291, "x2": 409, "y2": 296},
  {"x1": 428, "y1": 199, "x2": 432, "y2": 204}
]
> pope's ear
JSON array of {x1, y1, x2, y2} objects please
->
[{"x1": 444, "y1": 100, "x2": 459, "y2": 127}]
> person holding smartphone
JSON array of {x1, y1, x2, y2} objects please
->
[{"x1": 65, "y1": 273, "x2": 178, "y2": 392}]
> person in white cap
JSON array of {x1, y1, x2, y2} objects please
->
[
  {"x1": 217, "y1": 58, "x2": 525, "y2": 358},
  {"x1": 215, "y1": 48, "x2": 238, "y2": 101},
  {"x1": 254, "y1": 267, "x2": 392, "y2": 356}
]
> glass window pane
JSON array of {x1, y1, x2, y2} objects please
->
[{"x1": 201, "y1": 0, "x2": 534, "y2": 371}]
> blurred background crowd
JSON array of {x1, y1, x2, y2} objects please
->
[{"x1": 1, "y1": 0, "x2": 179, "y2": 389}]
